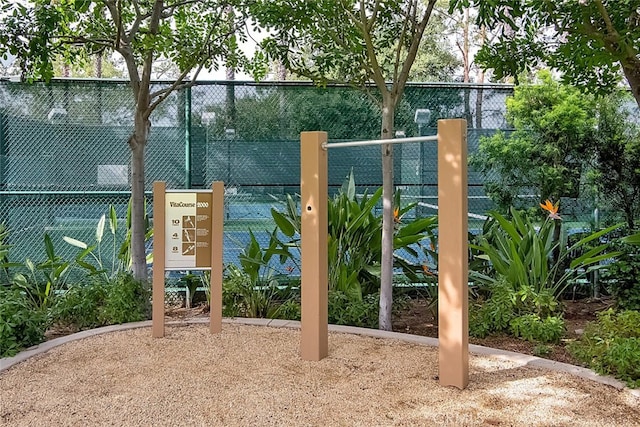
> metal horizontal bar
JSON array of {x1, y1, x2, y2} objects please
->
[
  {"x1": 417, "y1": 202, "x2": 488, "y2": 220},
  {"x1": 323, "y1": 135, "x2": 438, "y2": 149}
]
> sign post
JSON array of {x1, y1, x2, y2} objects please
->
[{"x1": 152, "y1": 181, "x2": 224, "y2": 338}]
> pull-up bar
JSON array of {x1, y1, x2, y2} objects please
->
[
  {"x1": 322, "y1": 135, "x2": 438, "y2": 149},
  {"x1": 300, "y1": 119, "x2": 469, "y2": 390}
]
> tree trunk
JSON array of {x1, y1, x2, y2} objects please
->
[
  {"x1": 622, "y1": 63, "x2": 640, "y2": 110},
  {"x1": 379, "y1": 99, "x2": 396, "y2": 331},
  {"x1": 475, "y1": 26, "x2": 487, "y2": 129},
  {"x1": 129, "y1": 113, "x2": 150, "y2": 282}
]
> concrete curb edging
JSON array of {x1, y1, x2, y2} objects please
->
[{"x1": 1, "y1": 318, "x2": 638, "y2": 398}]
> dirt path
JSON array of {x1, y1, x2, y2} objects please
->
[{"x1": 1, "y1": 323, "x2": 639, "y2": 426}]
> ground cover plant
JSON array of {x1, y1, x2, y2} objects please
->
[
  {"x1": 569, "y1": 309, "x2": 640, "y2": 388},
  {"x1": 268, "y1": 172, "x2": 437, "y2": 328},
  {"x1": 0, "y1": 204, "x2": 153, "y2": 357},
  {"x1": 600, "y1": 242, "x2": 640, "y2": 311},
  {"x1": 467, "y1": 200, "x2": 640, "y2": 349}
]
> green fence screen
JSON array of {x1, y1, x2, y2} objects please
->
[{"x1": 0, "y1": 79, "x2": 513, "y2": 272}]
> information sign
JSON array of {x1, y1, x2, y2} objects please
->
[{"x1": 164, "y1": 192, "x2": 213, "y2": 269}]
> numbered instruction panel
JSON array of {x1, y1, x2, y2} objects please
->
[{"x1": 164, "y1": 192, "x2": 213, "y2": 269}]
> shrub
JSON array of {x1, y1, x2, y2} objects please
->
[
  {"x1": 52, "y1": 274, "x2": 149, "y2": 330},
  {"x1": 600, "y1": 243, "x2": 640, "y2": 311},
  {"x1": 469, "y1": 279, "x2": 515, "y2": 338},
  {"x1": 470, "y1": 206, "x2": 623, "y2": 298},
  {"x1": 470, "y1": 277, "x2": 564, "y2": 342},
  {"x1": 271, "y1": 299, "x2": 301, "y2": 321},
  {"x1": 101, "y1": 273, "x2": 150, "y2": 324},
  {"x1": 569, "y1": 309, "x2": 640, "y2": 388},
  {"x1": 328, "y1": 291, "x2": 379, "y2": 328},
  {"x1": 509, "y1": 314, "x2": 565, "y2": 343},
  {"x1": 0, "y1": 286, "x2": 49, "y2": 357},
  {"x1": 52, "y1": 281, "x2": 107, "y2": 330}
]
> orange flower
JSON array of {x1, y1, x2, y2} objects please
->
[
  {"x1": 540, "y1": 199, "x2": 561, "y2": 220},
  {"x1": 393, "y1": 207, "x2": 400, "y2": 223},
  {"x1": 422, "y1": 264, "x2": 435, "y2": 276},
  {"x1": 285, "y1": 266, "x2": 294, "y2": 273}
]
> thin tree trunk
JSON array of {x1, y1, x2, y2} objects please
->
[
  {"x1": 379, "y1": 99, "x2": 396, "y2": 331},
  {"x1": 129, "y1": 113, "x2": 149, "y2": 282},
  {"x1": 622, "y1": 63, "x2": 640, "y2": 110},
  {"x1": 475, "y1": 26, "x2": 486, "y2": 129}
]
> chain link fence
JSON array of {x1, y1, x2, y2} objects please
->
[{"x1": 0, "y1": 79, "x2": 517, "y2": 276}]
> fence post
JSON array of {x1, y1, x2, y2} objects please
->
[
  {"x1": 300, "y1": 131, "x2": 329, "y2": 361},
  {"x1": 184, "y1": 86, "x2": 192, "y2": 189},
  {"x1": 0, "y1": 111, "x2": 5, "y2": 193},
  {"x1": 437, "y1": 119, "x2": 469, "y2": 389}
]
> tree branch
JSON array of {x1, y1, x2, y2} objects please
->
[
  {"x1": 394, "y1": 0, "x2": 436, "y2": 101},
  {"x1": 139, "y1": 0, "x2": 164, "y2": 108},
  {"x1": 392, "y1": 0, "x2": 416, "y2": 84},
  {"x1": 104, "y1": 0, "x2": 140, "y2": 97},
  {"x1": 357, "y1": 0, "x2": 387, "y2": 95}
]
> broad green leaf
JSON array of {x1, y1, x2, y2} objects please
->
[{"x1": 272, "y1": 208, "x2": 295, "y2": 237}]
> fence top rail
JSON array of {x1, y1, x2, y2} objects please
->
[{"x1": 323, "y1": 135, "x2": 438, "y2": 149}]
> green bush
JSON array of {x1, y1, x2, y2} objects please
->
[
  {"x1": 52, "y1": 281, "x2": 108, "y2": 329},
  {"x1": 470, "y1": 277, "x2": 564, "y2": 342},
  {"x1": 270, "y1": 299, "x2": 301, "y2": 321},
  {"x1": 222, "y1": 265, "x2": 279, "y2": 318},
  {"x1": 469, "y1": 279, "x2": 515, "y2": 338},
  {"x1": 101, "y1": 273, "x2": 150, "y2": 324},
  {"x1": 509, "y1": 314, "x2": 565, "y2": 343},
  {"x1": 0, "y1": 286, "x2": 49, "y2": 357},
  {"x1": 601, "y1": 243, "x2": 640, "y2": 311},
  {"x1": 52, "y1": 273, "x2": 150, "y2": 329},
  {"x1": 470, "y1": 207, "x2": 623, "y2": 298},
  {"x1": 569, "y1": 309, "x2": 640, "y2": 388},
  {"x1": 328, "y1": 291, "x2": 380, "y2": 328}
]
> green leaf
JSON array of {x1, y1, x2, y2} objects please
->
[
  {"x1": 76, "y1": 259, "x2": 97, "y2": 273},
  {"x1": 272, "y1": 208, "x2": 295, "y2": 237},
  {"x1": 109, "y1": 205, "x2": 118, "y2": 235},
  {"x1": 621, "y1": 232, "x2": 640, "y2": 245},
  {"x1": 44, "y1": 234, "x2": 55, "y2": 261},
  {"x1": 568, "y1": 223, "x2": 622, "y2": 252},
  {"x1": 25, "y1": 259, "x2": 35, "y2": 274}
]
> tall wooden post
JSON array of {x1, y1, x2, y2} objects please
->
[
  {"x1": 300, "y1": 131, "x2": 329, "y2": 361},
  {"x1": 152, "y1": 181, "x2": 166, "y2": 338},
  {"x1": 210, "y1": 181, "x2": 224, "y2": 333},
  {"x1": 437, "y1": 119, "x2": 469, "y2": 389}
]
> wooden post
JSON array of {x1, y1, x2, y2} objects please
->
[
  {"x1": 300, "y1": 131, "x2": 329, "y2": 361},
  {"x1": 210, "y1": 181, "x2": 224, "y2": 333},
  {"x1": 437, "y1": 119, "x2": 469, "y2": 389},
  {"x1": 152, "y1": 181, "x2": 166, "y2": 338}
]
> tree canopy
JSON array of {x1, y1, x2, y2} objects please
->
[
  {"x1": 0, "y1": 0, "x2": 259, "y2": 281},
  {"x1": 252, "y1": 0, "x2": 439, "y2": 330},
  {"x1": 450, "y1": 0, "x2": 640, "y2": 107},
  {"x1": 471, "y1": 71, "x2": 596, "y2": 210}
]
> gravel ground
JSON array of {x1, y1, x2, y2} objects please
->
[{"x1": 1, "y1": 323, "x2": 639, "y2": 427}]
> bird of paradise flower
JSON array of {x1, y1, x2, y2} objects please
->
[{"x1": 540, "y1": 199, "x2": 561, "y2": 220}]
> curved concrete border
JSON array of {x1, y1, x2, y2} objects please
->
[{"x1": 1, "y1": 318, "x2": 638, "y2": 398}]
